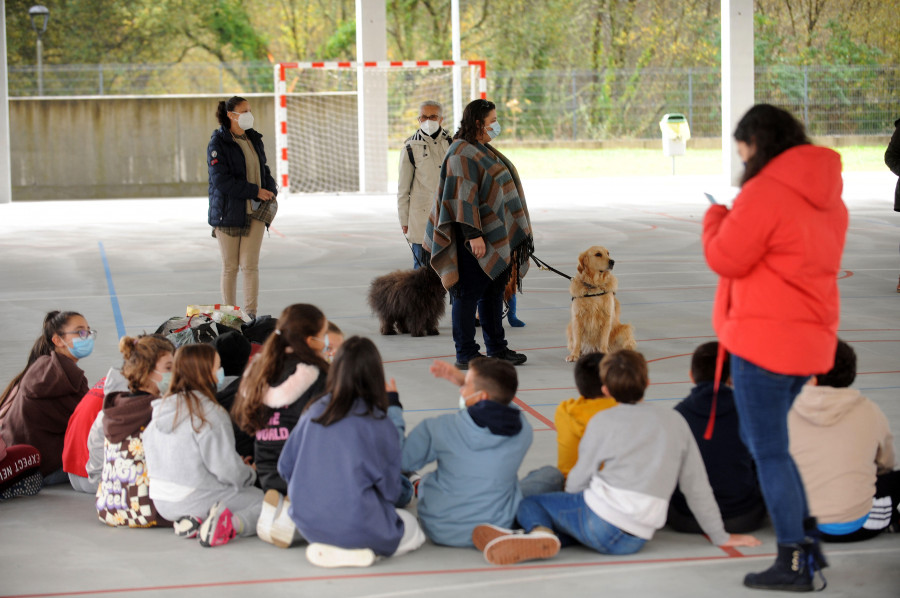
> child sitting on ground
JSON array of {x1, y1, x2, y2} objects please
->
[
  {"x1": 278, "y1": 336, "x2": 425, "y2": 567},
  {"x1": 554, "y1": 352, "x2": 616, "y2": 477},
  {"x1": 789, "y1": 339, "x2": 899, "y2": 542},
  {"x1": 400, "y1": 357, "x2": 563, "y2": 548},
  {"x1": 96, "y1": 334, "x2": 175, "y2": 528},
  {"x1": 473, "y1": 349, "x2": 760, "y2": 565},
  {"x1": 668, "y1": 341, "x2": 765, "y2": 534},
  {"x1": 143, "y1": 344, "x2": 262, "y2": 547}
]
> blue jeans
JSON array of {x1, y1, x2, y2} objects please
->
[
  {"x1": 520, "y1": 466, "x2": 565, "y2": 498},
  {"x1": 517, "y1": 492, "x2": 647, "y2": 555},
  {"x1": 450, "y1": 238, "x2": 507, "y2": 361},
  {"x1": 730, "y1": 354, "x2": 810, "y2": 544},
  {"x1": 411, "y1": 243, "x2": 425, "y2": 270}
]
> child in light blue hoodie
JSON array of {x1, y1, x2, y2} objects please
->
[{"x1": 399, "y1": 357, "x2": 563, "y2": 548}]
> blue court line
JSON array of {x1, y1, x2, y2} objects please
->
[{"x1": 98, "y1": 241, "x2": 126, "y2": 339}]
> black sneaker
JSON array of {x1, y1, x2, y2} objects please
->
[
  {"x1": 488, "y1": 348, "x2": 527, "y2": 366},
  {"x1": 455, "y1": 353, "x2": 485, "y2": 370}
]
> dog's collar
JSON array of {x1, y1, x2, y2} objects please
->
[{"x1": 572, "y1": 291, "x2": 613, "y2": 301}]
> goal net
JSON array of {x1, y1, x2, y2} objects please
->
[{"x1": 274, "y1": 61, "x2": 486, "y2": 194}]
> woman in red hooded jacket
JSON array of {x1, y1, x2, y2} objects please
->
[{"x1": 703, "y1": 104, "x2": 848, "y2": 592}]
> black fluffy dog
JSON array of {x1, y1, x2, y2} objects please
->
[{"x1": 368, "y1": 263, "x2": 447, "y2": 337}]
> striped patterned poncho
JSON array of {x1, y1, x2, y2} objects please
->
[{"x1": 423, "y1": 139, "x2": 533, "y2": 293}]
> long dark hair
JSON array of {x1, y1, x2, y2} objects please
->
[
  {"x1": 312, "y1": 336, "x2": 387, "y2": 427},
  {"x1": 735, "y1": 104, "x2": 810, "y2": 186},
  {"x1": 454, "y1": 98, "x2": 496, "y2": 144},
  {"x1": 0, "y1": 310, "x2": 83, "y2": 410},
  {"x1": 168, "y1": 343, "x2": 219, "y2": 433},
  {"x1": 216, "y1": 96, "x2": 246, "y2": 129},
  {"x1": 233, "y1": 304, "x2": 329, "y2": 434}
]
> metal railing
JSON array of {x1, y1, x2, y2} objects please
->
[{"x1": 9, "y1": 62, "x2": 899, "y2": 138}]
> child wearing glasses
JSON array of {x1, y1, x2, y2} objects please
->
[{"x1": 0, "y1": 310, "x2": 94, "y2": 486}]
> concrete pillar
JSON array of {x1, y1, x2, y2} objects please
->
[
  {"x1": 355, "y1": 0, "x2": 388, "y2": 193},
  {"x1": 451, "y1": 0, "x2": 462, "y2": 131},
  {"x1": 721, "y1": 0, "x2": 754, "y2": 186},
  {"x1": 1, "y1": 0, "x2": 12, "y2": 204}
]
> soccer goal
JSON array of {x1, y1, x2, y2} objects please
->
[{"x1": 274, "y1": 60, "x2": 486, "y2": 194}]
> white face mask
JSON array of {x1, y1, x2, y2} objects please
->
[
  {"x1": 420, "y1": 119, "x2": 440, "y2": 136},
  {"x1": 458, "y1": 394, "x2": 468, "y2": 410},
  {"x1": 233, "y1": 111, "x2": 254, "y2": 131}
]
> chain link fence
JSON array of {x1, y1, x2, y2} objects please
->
[{"x1": 9, "y1": 62, "x2": 899, "y2": 138}]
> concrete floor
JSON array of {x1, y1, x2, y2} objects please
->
[{"x1": 1, "y1": 172, "x2": 898, "y2": 597}]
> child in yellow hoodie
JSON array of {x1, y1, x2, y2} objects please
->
[{"x1": 554, "y1": 353, "x2": 617, "y2": 477}]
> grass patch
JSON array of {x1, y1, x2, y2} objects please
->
[{"x1": 387, "y1": 145, "x2": 886, "y2": 182}]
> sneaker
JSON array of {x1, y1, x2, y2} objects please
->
[
  {"x1": 270, "y1": 495, "x2": 301, "y2": 548},
  {"x1": 198, "y1": 502, "x2": 236, "y2": 547},
  {"x1": 472, "y1": 524, "x2": 517, "y2": 551},
  {"x1": 405, "y1": 472, "x2": 422, "y2": 498},
  {"x1": 483, "y1": 530, "x2": 560, "y2": 565},
  {"x1": 488, "y1": 348, "x2": 527, "y2": 366},
  {"x1": 173, "y1": 516, "x2": 203, "y2": 539},
  {"x1": 454, "y1": 353, "x2": 485, "y2": 370},
  {"x1": 306, "y1": 543, "x2": 376, "y2": 568},
  {"x1": 256, "y1": 490, "x2": 279, "y2": 545}
]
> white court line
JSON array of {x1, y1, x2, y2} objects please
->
[{"x1": 347, "y1": 545, "x2": 900, "y2": 598}]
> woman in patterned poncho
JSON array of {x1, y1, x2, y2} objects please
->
[{"x1": 423, "y1": 99, "x2": 533, "y2": 369}]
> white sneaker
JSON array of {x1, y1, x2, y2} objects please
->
[
  {"x1": 257, "y1": 489, "x2": 301, "y2": 548},
  {"x1": 483, "y1": 529, "x2": 560, "y2": 565},
  {"x1": 270, "y1": 495, "x2": 301, "y2": 548},
  {"x1": 306, "y1": 543, "x2": 376, "y2": 568},
  {"x1": 256, "y1": 489, "x2": 279, "y2": 545}
]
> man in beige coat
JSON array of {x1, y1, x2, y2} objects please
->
[{"x1": 398, "y1": 100, "x2": 453, "y2": 269}]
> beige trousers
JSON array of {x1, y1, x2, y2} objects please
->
[{"x1": 216, "y1": 218, "x2": 265, "y2": 316}]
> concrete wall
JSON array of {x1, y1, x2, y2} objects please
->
[
  {"x1": 10, "y1": 95, "x2": 275, "y2": 200},
  {"x1": 8, "y1": 95, "x2": 890, "y2": 200}
]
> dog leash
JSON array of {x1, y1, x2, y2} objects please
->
[
  {"x1": 531, "y1": 254, "x2": 572, "y2": 280},
  {"x1": 405, "y1": 236, "x2": 423, "y2": 269},
  {"x1": 531, "y1": 254, "x2": 612, "y2": 297}
]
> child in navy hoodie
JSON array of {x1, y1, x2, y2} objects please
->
[{"x1": 668, "y1": 341, "x2": 766, "y2": 534}]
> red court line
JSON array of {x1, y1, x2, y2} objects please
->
[
  {"x1": 719, "y1": 546, "x2": 744, "y2": 557},
  {"x1": 513, "y1": 396, "x2": 556, "y2": 430},
  {"x1": 647, "y1": 353, "x2": 692, "y2": 363},
  {"x1": 1, "y1": 552, "x2": 766, "y2": 598}
]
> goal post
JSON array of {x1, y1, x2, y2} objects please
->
[{"x1": 274, "y1": 60, "x2": 487, "y2": 195}]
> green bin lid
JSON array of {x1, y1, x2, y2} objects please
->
[{"x1": 661, "y1": 113, "x2": 687, "y2": 123}]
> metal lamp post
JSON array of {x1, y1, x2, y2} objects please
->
[{"x1": 28, "y1": 5, "x2": 49, "y2": 96}]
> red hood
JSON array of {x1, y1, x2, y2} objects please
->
[{"x1": 758, "y1": 145, "x2": 843, "y2": 211}]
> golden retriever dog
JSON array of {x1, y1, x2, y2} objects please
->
[{"x1": 565, "y1": 245, "x2": 636, "y2": 362}]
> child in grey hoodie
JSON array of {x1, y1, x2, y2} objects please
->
[{"x1": 143, "y1": 344, "x2": 262, "y2": 547}]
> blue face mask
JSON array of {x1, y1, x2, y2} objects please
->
[
  {"x1": 216, "y1": 367, "x2": 225, "y2": 386},
  {"x1": 68, "y1": 336, "x2": 94, "y2": 359},
  {"x1": 155, "y1": 371, "x2": 172, "y2": 395},
  {"x1": 486, "y1": 121, "x2": 501, "y2": 140}
]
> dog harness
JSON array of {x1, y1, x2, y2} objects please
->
[{"x1": 572, "y1": 291, "x2": 612, "y2": 301}]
